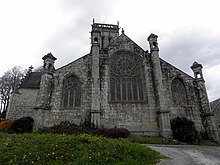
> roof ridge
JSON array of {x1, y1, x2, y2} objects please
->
[{"x1": 210, "y1": 98, "x2": 220, "y2": 112}]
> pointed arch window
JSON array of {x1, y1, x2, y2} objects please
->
[
  {"x1": 63, "y1": 76, "x2": 81, "y2": 108},
  {"x1": 110, "y1": 51, "x2": 145, "y2": 102},
  {"x1": 171, "y1": 78, "x2": 188, "y2": 105}
]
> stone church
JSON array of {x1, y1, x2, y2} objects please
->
[{"x1": 7, "y1": 21, "x2": 219, "y2": 140}]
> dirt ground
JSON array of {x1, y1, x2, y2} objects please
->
[{"x1": 147, "y1": 144, "x2": 220, "y2": 165}]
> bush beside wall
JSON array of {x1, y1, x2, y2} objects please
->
[
  {"x1": 94, "y1": 128, "x2": 130, "y2": 138},
  {"x1": 171, "y1": 117, "x2": 201, "y2": 144},
  {"x1": 11, "y1": 116, "x2": 34, "y2": 133}
]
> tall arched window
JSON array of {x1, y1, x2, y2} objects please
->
[
  {"x1": 171, "y1": 78, "x2": 188, "y2": 105},
  {"x1": 110, "y1": 51, "x2": 145, "y2": 102},
  {"x1": 63, "y1": 76, "x2": 81, "y2": 108}
]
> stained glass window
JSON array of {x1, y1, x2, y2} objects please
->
[
  {"x1": 110, "y1": 51, "x2": 145, "y2": 101},
  {"x1": 171, "y1": 78, "x2": 188, "y2": 105},
  {"x1": 63, "y1": 76, "x2": 81, "y2": 108}
]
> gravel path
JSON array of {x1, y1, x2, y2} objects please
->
[{"x1": 147, "y1": 144, "x2": 220, "y2": 165}]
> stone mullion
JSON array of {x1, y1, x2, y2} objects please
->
[
  {"x1": 73, "y1": 90, "x2": 76, "y2": 108},
  {"x1": 115, "y1": 79, "x2": 118, "y2": 100},
  {"x1": 136, "y1": 79, "x2": 140, "y2": 101},
  {"x1": 120, "y1": 79, "x2": 123, "y2": 101},
  {"x1": 131, "y1": 81, "x2": 134, "y2": 101},
  {"x1": 126, "y1": 79, "x2": 128, "y2": 101},
  {"x1": 67, "y1": 89, "x2": 70, "y2": 108},
  {"x1": 115, "y1": 80, "x2": 117, "y2": 100}
]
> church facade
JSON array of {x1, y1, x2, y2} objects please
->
[{"x1": 7, "y1": 22, "x2": 219, "y2": 140}]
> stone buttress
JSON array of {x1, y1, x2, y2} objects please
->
[
  {"x1": 148, "y1": 34, "x2": 172, "y2": 137},
  {"x1": 191, "y1": 62, "x2": 219, "y2": 142},
  {"x1": 90, "y1": 22, "x2": 119, "y2": 127}
]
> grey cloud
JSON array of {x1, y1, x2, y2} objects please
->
[
  {"x1": 60, "y1": 0, "x2": 114, "y2": 22},
  {"x1": 158, "y1": 30, "x2": 220, "y2": 101},
  {"x1": 37, "y1": 0, "x2": 114, "y2": 69},
  {"x1": 136, "y1": 28, "x2": 220, "y2": 101},
  {"x1": 159, "y1": 31, "x2": 220, "y2": 75}
]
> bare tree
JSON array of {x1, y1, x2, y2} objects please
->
[{"x1": 0, "y1": 66, "x2": 25, "y2": 117}]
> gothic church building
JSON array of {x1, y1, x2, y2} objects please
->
[{"x1": 7, "y1": 22, "x2": 219, "y2": 140}]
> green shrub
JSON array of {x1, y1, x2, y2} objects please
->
[
  {"x1": 0, "y1": 120, "x2": 13, "y2": 132},
  {"x1": 11, "y1": 116, "x2": 34, "y2": 133},
  {"x1": 94, "y1": 128, "x2": 130, "y2": 138},
  {"x1": 171, "y1": 117, "x2": 201, "y2": 144},
  {"x1": 127, "y1": 134, "x2": 164, "y2": 144}
]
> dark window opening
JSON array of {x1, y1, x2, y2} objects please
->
[
  {"x1": 101, "y1": 36, "x2": 105, "y2": 49},
  {"x1": 108, "y1": 37, "x2": 112, "y2": 43},
  {"x1": 94, "y1": 37, "x2": 98, "y2": 42},
  {"x1": 49, "y1": 63, "x2": 52, "y2": 71},
  {"x1": 153, "y1": 42, "x2": 157, "y2": 48}
]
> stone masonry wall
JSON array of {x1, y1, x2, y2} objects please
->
[
  {"x1": 7, "y1": 89, "x2": 39, "y2": 121},
  {"x1": 160, "y1": 60, "x2": 204, "y2": 131},
  {"x1": 33, "y1": 55, "x2": 92, "y2": 129},
  {"x1": 98, "y1": 34, "x2": 160, "y2": 136}
]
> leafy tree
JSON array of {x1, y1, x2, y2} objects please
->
[{"x1": 0, "y1": 66, "x2": 25, "y2": 117}]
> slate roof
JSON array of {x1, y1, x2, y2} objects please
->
[
  {"x1": 19, "y1": 72, "x2": 41, "y2": 89},
  {"x1": 210, "y1": 98, "x2": 220, "y2": 113}
]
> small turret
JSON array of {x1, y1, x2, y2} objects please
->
[
  {"x1": 91, "y1": 21, "x2": 119, "y2": 49},
  {"x1": 191, "y1": 61, "x2": 203, "y2": 80},
  {"x1": 191, "y1": 61, "x2": 220, "y2": 142},
  {"x1": 147, "y1": 33, "x2": 159, "y2": 52},
  {"x1": 36, "y1": 53, "x2": 57, "y2": 110},
  {"x1": 147, "y1": 33, "x2": 171, "y2": 137},
  {"x1": 42, "y1": 53, "x2": 57, "y2": 74}
]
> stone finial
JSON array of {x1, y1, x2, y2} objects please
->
[
  {"x1": 121, "y1": 28, "x2": 124, "y2": 34},
  {"x1": 191, "y1": 61, "x2": 203, "y2": 79},
  {"x1": 42, "y1": 52, "x2": 57, "y2": 61},
  {"x1": 42, "y1": 53, "x2": 57, "y2": 73},
  {"x1": 148, "y1": 33, "x2": 159, "y2": 51},
  {"x1": 117, "y1": 21, "x2": 119, "y2": 27},
  {"x1": 191, "y1": 61, "x2": 203, "y2": 69},
  {"x1": 147, "y1": 33, "x2": 158, "y2": 41}
]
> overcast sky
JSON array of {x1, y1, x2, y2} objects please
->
[{"x1": 0, "y1": 0, "x2": 220, "y2": 101}]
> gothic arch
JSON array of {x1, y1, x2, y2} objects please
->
[
  {"x1": 109, "y1": 50, "x2": 145, "y2": 102},
  {"x1": 171, "y1": 78, "x2": 188, "y2": 106},
  {"x1": 62, "y1": 74, "x2": 81, "y2": 108}
]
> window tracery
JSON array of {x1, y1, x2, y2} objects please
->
[
  {"x1": 110, "y1": 51, "x2": 145, "y2": 101},
  {"x1": 63, "y1": 76, "x2": 81, "y2": 108},
  {"x1": 171, "y1": 78, "x2": 188, "y2": 105}
]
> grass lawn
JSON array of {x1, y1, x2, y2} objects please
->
[
  {"x1": 0, "y1": 132, "x2": 165, "y2": 165},
  {"x1": 127, "y1": 134, "x2": 164, "y2": 144},
  {"x1": 199, "y1": 140, "x2": 220, "y2": 146}
]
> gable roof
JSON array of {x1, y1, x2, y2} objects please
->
[
  {"x1": 107, "y1": 33, "x2": 194, "y2": 79},
  {"x1": 105, "y1": 33, "x2": 148, "y2": 59},
  {"x1": 19, "y1": 72, "x2": 41, "y2": 89},
  {"x1": 160, "y1": 58, "x2": 194, "y2": 79},
  {"x1": 210, "y1": 98, "x2": 220, "y2": 112}
]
